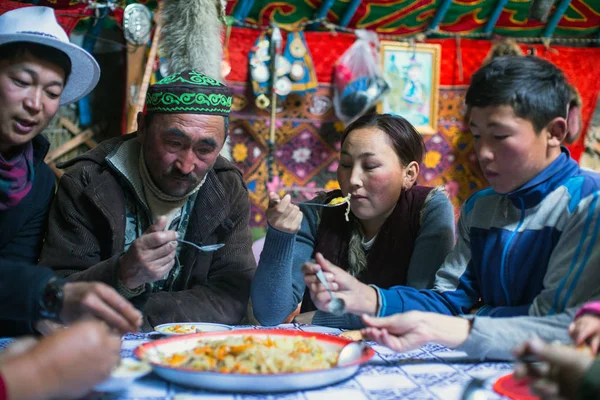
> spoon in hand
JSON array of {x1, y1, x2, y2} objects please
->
[
  {"x1": 177, "y1": 239, "x2": 224, "y2": 252},
  {"x1": 271, "y1": 199, "x2": 347, "y2": 208},
  {"x1": 337, "y1": 340, "x2": 367, "y2": 367},
  {"x1": 315, "y1": 269, "x2": 346, "y2": 316}
]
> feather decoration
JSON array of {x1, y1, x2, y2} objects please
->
[{"x1": 160, "y1": 0, "x2": 224, "y2": 81}]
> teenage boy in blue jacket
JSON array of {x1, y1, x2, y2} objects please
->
[{"x1": 303, "y1": 55, "x2": 600, "y2": 360}]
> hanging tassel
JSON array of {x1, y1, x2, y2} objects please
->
[{"x1": 542, "y1": 38, "x2": 559, "y2": 56}]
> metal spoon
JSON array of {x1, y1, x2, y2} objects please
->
[
  {"x1": 461, "y1": 378, "x2": 489, "y2": 400},
  {"x1": 315, "y1": 269, "x2": 346, "y2": 316},
  {"x1": 177, "y1": 239, "x2": 225, "y2": 252},
  {"x1": 297, "y1": 202, "x2": 347, "y2": 208},
  {"x1": 337, "y1": 340, "x2": 367, "y2": 367}
]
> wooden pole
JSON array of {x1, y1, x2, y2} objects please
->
[{"x1": 126, "y1": 7, "x2": 162, "y2": 134}]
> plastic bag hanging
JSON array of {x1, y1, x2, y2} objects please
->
[{"x1": 333, "y1": 30, "x2": 389, "y2": 126}]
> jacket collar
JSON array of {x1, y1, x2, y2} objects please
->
[
  {"x1": 506, "y1": 147, "x2": 579, "y2": 209},
  {"x1": 186, "y1": 167, "x2": 228, "y2": 244}
]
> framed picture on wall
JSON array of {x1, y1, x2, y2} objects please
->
[{"x1": 377, "y1": 41, "x2": 441, "y2": 134}]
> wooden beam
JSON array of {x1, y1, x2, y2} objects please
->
[
  {"x1": 44, "y1": 125, "x2": 100, "y2": 163},
  {"x1": 339, "y1": 0, "x2": 361, "y2": 27},
  {"x1": 127, "y1": 9, "x2": 162, "y2": 134},
  {"x1": 429, "y1": 0, "x2": 453, "y2": 32},
  {"x1": 543, "y1": 0, "x2": 572, "y2": 38},
  {"x1": 311, "y1": 0, "x2": 336, "y2": 30},
  {"x1": 58, "y1": 117, "x2": 97, "y2": 149},
  {"x1": 484, "y1": 0, "x2": 510, "y2": 34},
  {"x1": 48, "y1": 163, "x2": 64, "y2": 178}
]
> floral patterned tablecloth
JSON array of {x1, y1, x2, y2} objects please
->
[{"x1": 0, "y1": 324, "x2": 513, "y2": 400}]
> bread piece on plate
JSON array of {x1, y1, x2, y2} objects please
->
[{"x1": 340, "y1": 330, "x2": 363, "y2": 341}]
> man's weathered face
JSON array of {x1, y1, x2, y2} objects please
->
[
  {"x1": 0, "y1": 51, "x2": 65, "y2": 156},
  {"x1": 137, "y1": 112, "x2": 226, "y2": 197}
]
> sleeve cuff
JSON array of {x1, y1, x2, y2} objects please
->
[
  {"x1": 117, "y1": 279, "x2": 145, "y2": 299},
  {"x1": 475, "y1": 305, "x2": 491, "y2": 316},
  {"x1": 575, "y1": 302, "x2": 600, "y2": 319},
  {"x1": 454, "y1": 316, "x2": 494, "y2": 361},
  {"x1": 369, "y1": 284, "x2": 383, "y2": 317}
]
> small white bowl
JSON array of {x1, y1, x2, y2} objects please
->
[
  {"x1": 93, "y1": 358, "x2": 152, "y2": 392},
  {"x1": 154, "y1": 322, "x2": 233, "y2": 336}
]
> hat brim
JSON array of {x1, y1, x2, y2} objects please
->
[{"x1": 0, "y1": 33, "x2": 100, "y2": 105}]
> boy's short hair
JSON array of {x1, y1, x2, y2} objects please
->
[
  {"x1": 465, "y1": 56, "x2": 570, "y2": 133},
  {"x1": 0, "y1": 41, "x2": 72, "y2": 82}
]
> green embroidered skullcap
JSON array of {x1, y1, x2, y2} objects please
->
[{"x1": 145, "y1": 70, "x2": 232, "y2": 116}]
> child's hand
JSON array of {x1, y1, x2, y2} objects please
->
[{"x1": 569, "y1": 314, "x2": 600, "y2": 354}]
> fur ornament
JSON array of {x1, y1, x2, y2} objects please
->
[
  {"x1": 160, "y1": 0, "x2": 224, "y2": 81},
  {"x1": 482, "y1": 39, "x2": 524, "y2": 66}
]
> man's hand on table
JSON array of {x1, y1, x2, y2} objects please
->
[
  {"x1": 61, "y1": 282, "x2": 143, "y2": 334},
  {"x1": 119, "y1": 216, "x2": 178, "y2": 289},
  {"x1": 0, "y1": 320, "x2": 121, "y2": 400},
  {"x1": 302, "y1": 252, "x2": 378, "y2": 315},
  {"x1": 360, "y1": 312, "x2": 472, "y2": 352}
]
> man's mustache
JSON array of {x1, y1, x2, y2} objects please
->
[{"x1": 168, "y1": 170, "x2": 198, "y2": 183}]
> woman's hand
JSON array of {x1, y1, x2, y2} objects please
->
[
  {"x1": 266, "y1": 192, "x2": 303, "y2": 234},
  {"x1": 302, "y1": 252, "x2": 377, "y2": 315}
]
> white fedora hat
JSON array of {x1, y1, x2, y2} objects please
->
[{"x1": 0, "y1": 6, "x2": 100, "y2": 105}]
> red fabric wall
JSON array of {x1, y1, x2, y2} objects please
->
[{"x1": 227, "y1": 28, "x2": 600, "y2": 161}]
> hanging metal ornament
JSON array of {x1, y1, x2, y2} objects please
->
[
  {"x1": 289, "y1": 35, "x2": 307, "y2": 58},
  {"x1": 123, "y1": 3, "x2": 152, "y2": 46},
  {"x1": 289, "y1": 61, "x2": 305, "y2": 81},
  {"x1": 275, "y1": 56, "x2": 291, "y2": 77},
  {"x1": 255, "y1": 93, "x2": 270, "y2": 109},
  {"x1": 251, "y1": 63, "x2": 270, "y2": 83},
  {"x1": 274, "y1": 76, "x2": 292, "y2": 96}
]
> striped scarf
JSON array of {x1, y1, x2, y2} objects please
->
[{"x1": 0, "y1": 142, "x2": 34, "y2": 210}]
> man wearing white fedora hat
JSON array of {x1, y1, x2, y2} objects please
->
[
  {"x1": 0, "y1": 6, "x2": 99, "y2": 262},
  {"x1": 0, "y1": 7, "x2": 144, "y2": 398}
]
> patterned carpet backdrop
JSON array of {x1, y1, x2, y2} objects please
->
[
  {"x1": 226, "y1": 29, "x2": 600, "y2": 227},
  {"x1": 229, "y1": 83, "x2": 482, "y2": 227},
  {"x1": 3, "y1": 2, "x2": 598, "y2": 228}
]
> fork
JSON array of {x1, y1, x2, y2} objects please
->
[{"x1": 271, "y1": 199, "x2": 347, "y2": 208}]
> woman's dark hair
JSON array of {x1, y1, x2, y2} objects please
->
[
  {"x1": 342, "y1": 113, "x2": 425, "y2": 165},
  {"x1": 0, "y1": 42, "x2": 72, "y2": 82},
  {"x1": 466, "y1": 55, "x2": 570, "y2": 134}
]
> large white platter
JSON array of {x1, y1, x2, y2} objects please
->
[{"x1": 134, "y1": 329, "x2": 374, "y2": 393}]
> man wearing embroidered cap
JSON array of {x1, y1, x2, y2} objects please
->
[{"x1": 40, "y1": 70, "x2": 257, "y2": 329}]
